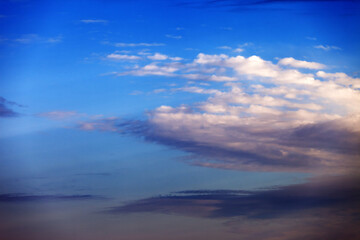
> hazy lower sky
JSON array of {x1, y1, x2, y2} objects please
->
[{"x1": 1, "y1": 0, "x2": 360, "y2": 239}]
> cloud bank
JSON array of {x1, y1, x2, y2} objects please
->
[
  {"x1": 108, "y1": 175, "x2": 360, "y2": 240},
  {"x1": 80, "y1": 53, "x2": 360, "y2": 173}
]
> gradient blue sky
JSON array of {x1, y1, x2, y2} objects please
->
[{"x1": 1, "y1": 0, "x2": 360, "y2": 239}]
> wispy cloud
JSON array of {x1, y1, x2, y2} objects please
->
[
  {"x1": 165, "y1": 34, "x2": 182, "y2": 39},
  {"x1": 107, "y1": 53, "x2": 142, "y2": 60},
  {"x1": 12, "y1": 34, "x2": 62, "y2": 44},
  {"x1": 37, "y1": 111, "x2": 80, "y2": 120},
  {"x1": 146, "y1": 53, "x2": 183, "y2": 61},
  {"x1": 314, "y1": 45, "x2": 341, "y2": 51},
  {"x1": 80, "y1": 19, "x2": 108, "y2": 24},
  {"x1": 14, "y1": 34, "x2": 39, "y2": 43},
  {"x1": 0, "y1": 97, "x2": 23, "y2": 118},
  {"x1": 217, "y1": 46, "x2": 232, "y2": 50},
  {"x1": 114, "y1": 42, "x2": 165, "y2": 47},
  {"x1": 0, "y1": 194, "x2": 103, "y2": 202}
]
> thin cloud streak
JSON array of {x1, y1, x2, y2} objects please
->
[{"x1": 0, "y1": 194, "x2": 104, "y2": 202}]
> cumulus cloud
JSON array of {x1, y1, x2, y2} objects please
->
[
  {"x1": 316, "y1": 71, "x2": 360, "y2": 88},
  {"x1": 278, "y1": 57, "x2": 326, "y2": 69},
  {"x1": 86, "y1": 53, "x2": 360, "y2": 172}
]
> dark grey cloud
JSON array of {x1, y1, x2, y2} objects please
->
[
  {"x1": 107, "y1": 175, "x2": 360, "y2": 239},
  {"x1": 0, "y1": 193, "x2": 103, "y2": 202},
  {"x1": 114, "y1": 117, "x2": 360, "y2": 172},
  {"x1": 0, "y1": 96, "x2": 23, "y2": 118},
  {"x1": 108, "y1": 175, "x2": 360, "y2": 218}
]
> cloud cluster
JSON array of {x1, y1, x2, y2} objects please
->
[
  {"x1": 89, "y1": 53, "x2": 360, "y2": 172},
  {"x1": 108, "y1": 175, "x2": 360, "y2": 240}
]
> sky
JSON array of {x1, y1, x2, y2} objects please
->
[{"x1": 0, "y1": 0, "x2": 360, "y2": 239}]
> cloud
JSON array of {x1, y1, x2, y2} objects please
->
[
  {"x1": 119, "y1": 62, "x2": 180, "y2": 76},
  {"x1": 217, "y1": 46, "x2": 232, "y2": 50},
  {"x1": 14, "y1": 34, "x2": 39, "y2": 43},
  {"x1": 0, "y1": 194, "x2": 103, "y2": 202},
  {"x1": 107, "y1": 175, "x2": 360, "y2": 240},
  {"x1": 90, "y1": 52, "x2": 360, "y2": 172},
  {"x1": 45, "y1": 35, "x2": 63, "y2": 43},
  {"x1": 37, "y1": 111, "x2": 79, "y2": 120},
  {"x1": 233, "y1": 48, "x2": 244, "y2": 53},
  {"x1": 0, "y1": 97, "x2": 23, "y2": 117},
  {"x1": 314, "y1": 45, "x2": 341, "y2": 51},
  {"x1": 165, "y1": 34, "x2": 182, "y2": 39},
  {"x1": 80, "y1": 19, "x2": 108, "y2": 24},
  {"x1": 78, "y1": 117, "x2": 120, "y2": 132},
  {"x1": 107, "y1": 53, "x2": 142, "y2": 60},
  {"x1": 317, "y1": 71, "x2": 360, "y2": 88},
  {"x1": 114, "y1": 42, "x2": 165, "y2": 47},
  {"x1": 12, "y1": 34, "x2": 62, "y2": 44},
  {"x1": 278, "y1": 57, "x2": 326, "y2": 69},
  {"x1": 147, "y1": 53, "x2": 169, "y2": 60}
]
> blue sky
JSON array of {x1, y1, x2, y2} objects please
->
[{"x1": 1, "y1": 0, "x2": 360, "y2": 239}]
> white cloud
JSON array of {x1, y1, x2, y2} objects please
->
[
  {"x1": 233, "y1": 48, "x2": 244, "y2": 53},
  {"x1": 107, "y1": 53, "x2": 141, "y2": 60},
  {"x1": 170, "y1": 57, "x2": 183, "y2": 61},
  {"x1": 314, "y1": 45, "x2": 341, "y2": 51},
  {"x1": 217, "y1": 46, "x2": 232, "y2": 50},
  {"x1": 115, "y1": 42, "x2": 165, "y2": 47},
  {"x1": 147, "y1": 53, "x2": 168, "y2": 60},
  {"x1": 278, "y1": 57, "x2": 326, "y2": 69},
  {"x1": 317, "y1": 71, "x2": 360, "y2": 88},
  {"x1": 105, "y1": 52, "x2": 360, "y2": 172},
  {"x1": 120, "y1": 63, "x2": 179, "y2": 76}
]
